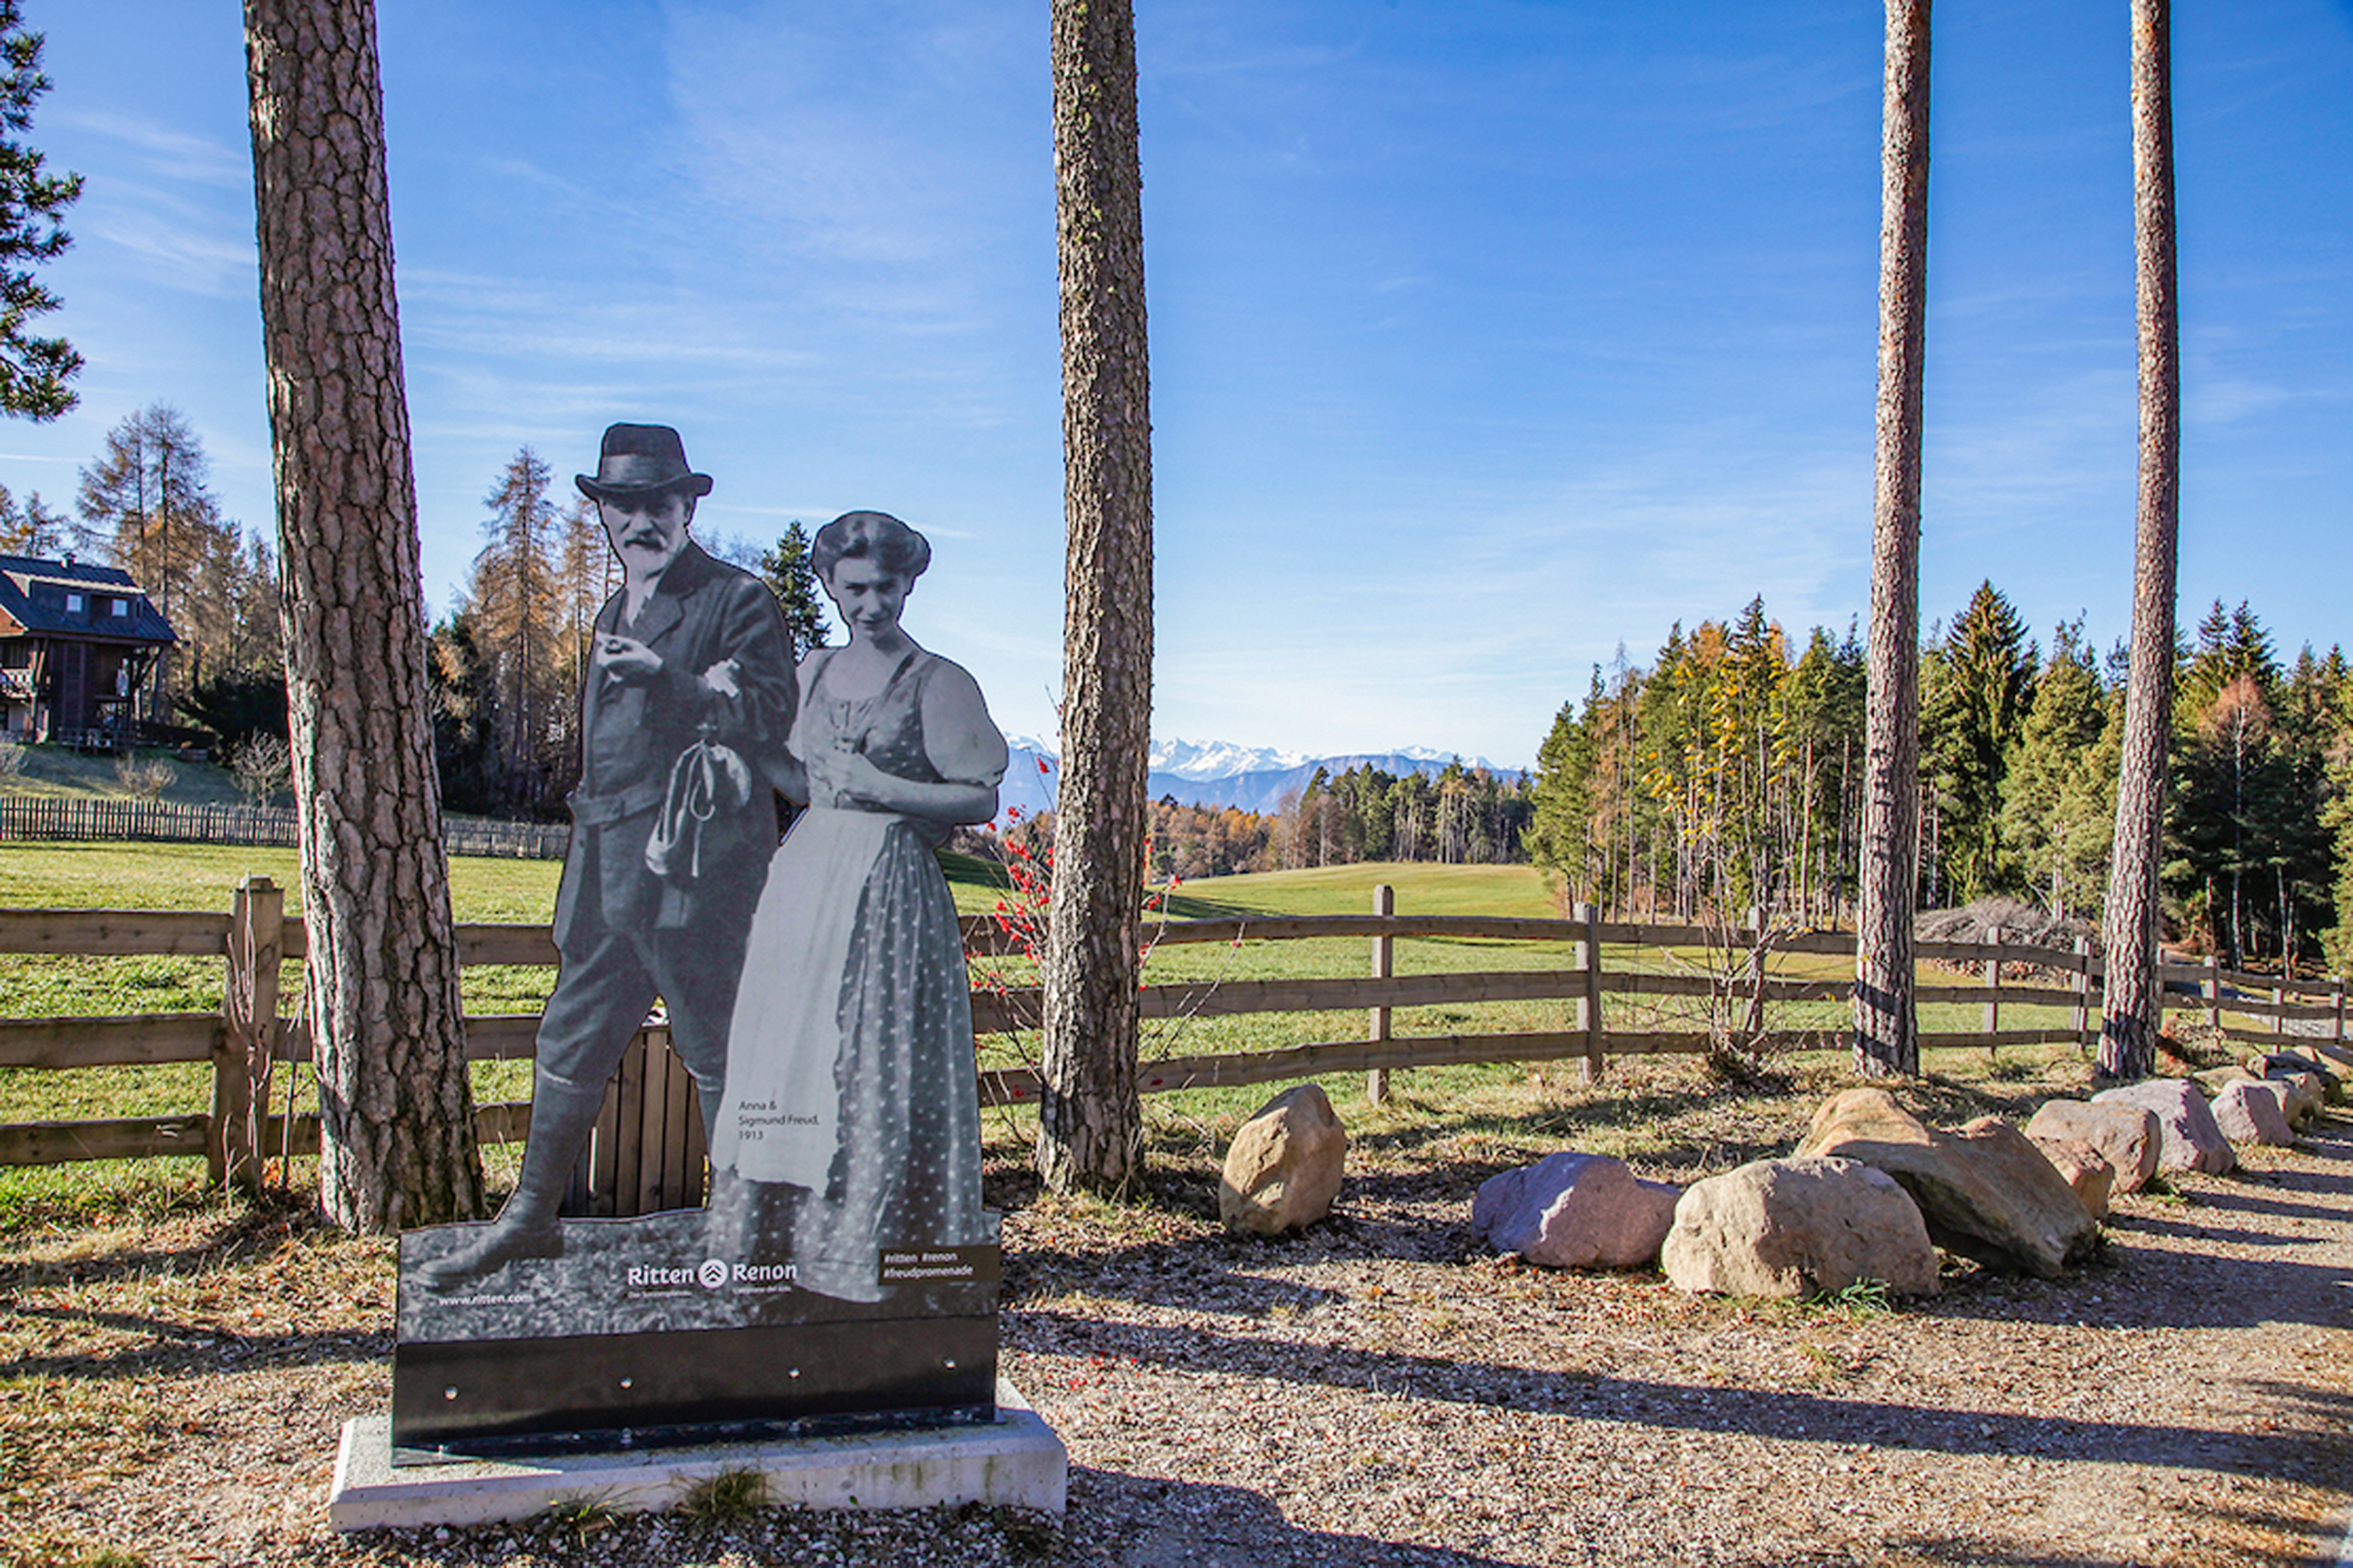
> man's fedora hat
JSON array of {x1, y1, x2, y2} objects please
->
[{"x1": 576, "y1": 423, "x2": 714, "y2": 502}]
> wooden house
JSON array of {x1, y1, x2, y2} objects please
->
[{"x1": 0, "y1": 554, "x2": 177, "y2": 746}]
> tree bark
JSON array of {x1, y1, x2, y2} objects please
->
[
  {"x1": 245, "y1": 0, "x2": 482, "y2": 1229},
  {"x1": 1854, "y1": 0, "x2": 1932, "y2": 1079},
  {"x1": 1040, "y1": 0, "x2": 1152, "y2": 1194},
  {"x1": 2099, "y1": 0, "x2": 2181, "y2": 1081}
]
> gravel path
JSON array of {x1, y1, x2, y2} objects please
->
[{"x1": 8, "y1": 1066, "x2": 2350, "y2": 1568}]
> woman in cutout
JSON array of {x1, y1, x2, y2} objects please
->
[{"x1": 710, "y1": 510, "x2": 1006, "y2": 1301}]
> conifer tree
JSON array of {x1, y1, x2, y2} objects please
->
[
  {"x1": 2100, "y1": 0, "x2": 2183, "y2": 1081},
  {"x1": 0, "y1": 1, "x2": 79, "y2": 420},
  {"x1": 1041, "y1": 0, "x2": 1154, "y2": 1194},
  {"x1": 1922, "y1": 581, "x2": 2034, "y2": 902},
  {"x1": 246, "y1": 0, "x2": 480, "y2": 1228},
  {"x1": 0, "y1": 480, "x2": 62, "y2": 552},
  {"x1": 1856, "y1": 0, "x2": 1933, "y2": 1078},
  {"x1": 468, "y1": 448, "x2": 560, "y2": 808},
  {"x1": 74, "y1": 404, "x2": 241, "y2": 708},
  {"x1": 2001, "y1": 620, "x2": 2114, "y2": 920},
  {"x1": 758, "y1": 519, "x2": 832, "y2": 659}
]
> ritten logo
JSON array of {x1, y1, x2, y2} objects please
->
[{"x1": 697, "y1": 1259, "x2": 729, "y2": 1289}]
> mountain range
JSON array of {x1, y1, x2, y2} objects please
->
[{"x1": 994, "y1": 735, "x2": 1521, "y2": 821}]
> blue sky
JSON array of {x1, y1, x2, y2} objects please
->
[{"x1": 3, "y1": 0, "x2": 2348, "y2": 768}]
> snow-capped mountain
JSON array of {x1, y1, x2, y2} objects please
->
[
  {"x1": 1146, "y1": 737, "x2": 1311, "y2": 780},
  {"x1": 991, "y1": 736, "x2": 1520, "y2": 823}
]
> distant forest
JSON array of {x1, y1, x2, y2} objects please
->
[
  {"x1": 984, "y1": 760, "x2": 1538, "y2": 883},
  {"x1": 1526, "y1": 585, "x2": 2353, "y2": 973}
]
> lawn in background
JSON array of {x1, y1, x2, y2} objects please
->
[{"x1": 1, "y1": 844, "x2": 2098, "y2": 1219}]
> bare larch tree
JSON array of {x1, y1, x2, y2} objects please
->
[
  {"x1": 1041, "y1": 0, "x2": 1152, "y2": 1193},
  {"x1": 1854, "y1": 0, "x2": 1932, "y2": 1079},
  {"x1": 245, "y1": 0, "x2": 482, "y2": 1228},
  {"x1": 2098, "y1": 0, "x2": 2181, "y2": 1081}
]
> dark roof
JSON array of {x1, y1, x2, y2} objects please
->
[{"x1": 0, "y1": 555, "x2": 177, "y2": 644}]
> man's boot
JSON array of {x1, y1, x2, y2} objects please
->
[{"x1": 417, "y1": 1069, "x2": 605, "y2": 1289}]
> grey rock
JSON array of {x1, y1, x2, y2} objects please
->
[
  {"x1": 1662, "y1": 1155, "x2": 1938, "y2": 1299},
  {"x1": 2211, "y1": 1080, "x2": 2293, "y2": 1147},
  {"x1": 2092, "y1": 1079, "x2": 2235, "y2": 1174},
  {"x1": 1472, "y1": 1151, "x2": 1681, "y2": 1270},
  {"x1": 2253, "y1": 1052, "x2": 2343, "y2": 1108}
]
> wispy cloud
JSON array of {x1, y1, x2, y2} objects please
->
[{"x1": 58, "y1": 111, "x2": 250, "y2": 187}]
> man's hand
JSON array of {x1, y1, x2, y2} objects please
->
[{"x1": 594, "y1": 634, "x2": 663, "y2": 684}]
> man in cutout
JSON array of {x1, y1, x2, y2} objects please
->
[{"x1": 423, "y1": 424, "x2": 793, "y2": 1285}]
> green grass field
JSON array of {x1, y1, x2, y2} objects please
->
[
  {"x1": 0, "y1": 843, "x2": 2108, "y2": 1219},
  {"x1": 0, "y1": 743, "x2": 252, "y2": 806}
]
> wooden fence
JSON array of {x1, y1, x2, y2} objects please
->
[
  {"x1": 0, "y1": 796, "x2": 569, "y2": 859},
  {"x1": 2, "y1": 884, "x2": 2344, "y2": 1197}
]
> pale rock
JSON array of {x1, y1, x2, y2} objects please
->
[
  {"x1": 2025, "y1": 1100, "x2": 2162, "y2": 1195},
  {"x1": 2264, "y1": 1071, "x2": 2324, "y2": 1125},
  {"x1": 2025, "y1": 1134, "x2": 2114, "y2": 1220},
  {"x1": 1219, "y1": 1084, "x2": 1347, "y2": 1235},
  {"x1": 2191, "y1": 1066, "x2": 2258, "y2": 1099},
  {"x1": 1472, "y1": 1151, "x2": 1681, "y2": 1270},
  {"x1": 2092, "y1": 1079, "x2": 2235, "y2": 1174},
  {"x1": 1660, "y1": 1155, "x2": 1938, "y2": 1299},
  {"x1": 2249, "y1": 1050, "x2": 2343, "y2": 1111},
  {"x1": 2249, "y1": 1051, "x2": 2343, "y2": 1104},
  {"x1": 1798, "y1": 1089, "x2": 2097, "y2": 1278},
  {"x1": 2211, "y1": 1080, "x2": 2293, "y2": 1147}
]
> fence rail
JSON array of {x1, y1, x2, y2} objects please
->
[
  {"x1": 0, "y1": 796, "x2": 569, "y2": 859},
  {"x1": 3, "y1": 882, "x2": 2345, "y2": 1184}
]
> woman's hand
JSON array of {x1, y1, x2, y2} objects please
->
[{"x1": 818, "y1": 750, "x2": 893, "y2": 808}]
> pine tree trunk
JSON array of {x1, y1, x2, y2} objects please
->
[
  {"x1": 244, "y1": 0, "x2": 482, "y2": 1229},
  {"x1": 2099, "y1": 0, "x2": 2180, "y2": 1081},
  {"x1": 1854, "y1": 0, "x2": 1932, "y2": 1080},
  {"x1": 1040, "y1": 0, "x2": 1152, "y2": 1195}
]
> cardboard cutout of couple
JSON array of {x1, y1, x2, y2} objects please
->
[{"x1": 393, "y1": 425, "x2": 1006, "y2": 1459}]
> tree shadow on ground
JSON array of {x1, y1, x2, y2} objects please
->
[
  {"x1": 0, "y1": 1301, "x2": 386, "y2": 1380},
  {"x1": 1070, "y1": 1468, "x2": 1541, "y2": 1567},
  {"x1": 1013, "y1": 1306, "x2": 2353, "y2": 1491},
  {"x1": 0, "y1": 1191, "x2": 350, "y2": 1293}
]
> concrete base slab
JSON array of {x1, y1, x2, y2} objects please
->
[{"x1": 328, "y1": 1378, "x2": 1065, "y2": 1531}]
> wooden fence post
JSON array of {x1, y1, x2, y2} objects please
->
[
  {"x1": 2204, "y1": 954, "x2": 2221, "y2": 1035},
  {"x1": 1575, "y1": 901, "x2": 1603, "y2": 1083},
  {"x1": 1739, "y1": 905, "x2": 1767, "y2": 1041},
  {"x1": 2331, "y1": 975, "x2": 2346, "y2": 1046},
  {"x1": 2071, "y1": 935, "x2": 2093, "y2": 1055},
  {"x1": 211, "y1": 873, "x2": 283, "y2": 1191},
  {"x1": 1367, "y1": 883, "x2": 1394, "y2": 1104},
  {"x1": 1981, "y1": 922, "x2": 2002, "y2": 1053},
  {"x1": 2271, "y1": 978, "x2": 2287, "y2": 1048}
]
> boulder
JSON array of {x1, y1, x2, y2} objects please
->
[
  {"x1": 2025, "y1": 1100, "x2": 2162, "y2": 1195},
  {"x1": 1802, "y1": 1086, "x2": 1932, "y2": 1151},
  {"x1": 2264, "y1": 1070, "x2": 2325, "y2": 1125},
  {"x1": 1798, "y1": 1089, "x2": 2097, "y2": 1278},
  {"x1": 1662, "y1": 1156, "x2": 1937, "y2": 1299},
  {"x1": 2192, "y1": 1065, "x2": 2259, "y2": 1099},
  {"x1": 1472, "y1": 1152, "x2": 1680, "y2": 1270},
  {"x1": 2092, "y1": 1079, "x2": 2235, "y2": 1175},
  {"x1": 2027, "y1": 1134, "x2": 2115, "y2": 1220},
  {"x1": 1219, "y1": 1084, "x2": 1347, "y2": 1235},
  {"x1": 2254, "y1": 1052, "x2": 2343, "y2": 1108},
  {"x1": 2211, "y1": 1080, "x2": 2293, "y2": 1147}
]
